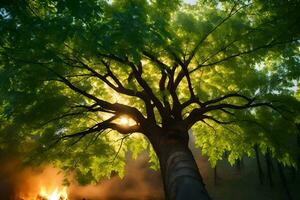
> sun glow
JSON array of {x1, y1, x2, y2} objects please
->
[
  {"x1": 38, "y1": 186, "x2": 68, "y2": 200},
  {"x1": 119, "y1": 116, "x2": 130, "y2": 126},
  {"x1": 115, "y1": 115, "x2": 136, "y2": 127}
]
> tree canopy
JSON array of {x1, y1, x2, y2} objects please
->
[{"x1": 1, "y1": 0, "x2": 300, "y2": 185}]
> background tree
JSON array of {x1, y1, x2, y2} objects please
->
[{"x1": 1, "y1": 0, "x2": 300, "y2": 199}]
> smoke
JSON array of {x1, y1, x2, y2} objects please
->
[
  {"x1": 0, "y1": 157, "x2": 66, "y2": 200},
  {"x1": 0, "y1": 133, "x2": 209, "y2": 200},
  {"x1": 0, "y1": 154, "x2": 164, "y2": 200},
  {"x1": 68, "y1": 155, "x2": 164, "y2": 200}
]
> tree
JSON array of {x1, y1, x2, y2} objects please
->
[{"x1": 1, "y1": 0, "x2": 300, "y2": 199}]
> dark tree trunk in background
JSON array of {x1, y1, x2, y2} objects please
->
[
  {"x1": 214, "y1": 165, "x2": 218, "y2": 186},
  {"x1": 290, "y1": 167, "x2": 296, "y2": 182},
  {"x1": 296, "y1": 124, "x2": 300, "y2": 166},
  {"x1": 265, "y1": 149, "x2": 274, "y2": 187},
  {"x1": 235, "y1": 158, "x2": 242, "y2": 172},
  {"x1": 235, "y1": 157, "x2": 244, "y2": 173},
  {"x1": 147, "y1": 128, "x2": 211, "y2": 200},
  {"x1": 254, "y1": 145, "x2": 264, "y2": 184},
  {"x1": 278, "y1": 162, "x2": 293, "y2": 200},
  {"x1": 297, "y1": 133, "x2": 300, "y2": 166}
]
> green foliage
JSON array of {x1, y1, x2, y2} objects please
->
[{"x1": 0, "y1": 0, "x2": 300, "y2": 184}]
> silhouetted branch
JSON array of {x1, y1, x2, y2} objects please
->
[
  {"x1": 98, "y1": 52, "x2": 167, "y2": 118},
  {"x1": 184, "y1": 99, "x2": 274, "y2": 129},
  {"x1": 111, "y1": 134, "x2": 131, "y2": 163},
  {"x1": 173, "y1": 3, "x2": 250, "y2": 89},
  {"x1": 190, "y1": 39, "x2": 299, "y2": 73},
  {"x1": 184, "y1": 2, "x2": 245, "y2": 67}
]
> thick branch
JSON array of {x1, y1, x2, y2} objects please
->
[
  {"x1": 181, "y1": 63, "x2": 196, "y2": 100},
  {"x1": 47, "y1": 67, "x2": 145, "y2": 123},
  {"x1": 159, "y1": 70, "x2": 171, "y2": 110},
  {"x1": 142, "y1": 51, "x2": 172, "y2": 74},
  {"x1": 184, "y1": 100, "x2": 273, "y2": 129},
  {"x1": 143, "y1": 51, "x2": 170, "y2": 107},
  {"x1": 98, "y1": 52, "x2": 167, "y2": 118},
  {"x1": 75, "y1": 57, "x2": 156, "y2": 122},
  {"x1": 167, "y1": 65, "x2": 183, "y2": 119},
  {"x1": 60, "y1": 115, "x2": 141, "y2": 141},
  {"x1": 60, "y1": 117, "x2": 116, "y2": 139},
  {"x1": 128, "y1": 61, "x2": 166, "y2": 117},
  {"x1": 202, "y1": 115, "x2": 237, "y2": 125},
  {"x1": 203, "y1": 93, "x2": 253, "y2": 106},
  {"x1": 59, "y1": 52, "x2": 148, "y2": 102}
]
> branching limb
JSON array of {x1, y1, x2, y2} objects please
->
[
  {"x1": 111, "y1": 134, "x2": 132, "y2": 163},
  {"x1": 98, "y1": 52, "x2": 167, "y2": 118},
  {"x1": 100, "y1": 59, "x2": 156, "y2": 122},
  {"x1": 181, "y1": 63, "x2": 196, "y2": 101},
  {"x1": 181, "y1": 92, "x2": 252, "y2": 112},
  {"x1": 184, "y1": 98, "x2": 275, "y2": 129},
  {"x1": 173, "y1": 3, "x2": 254, "y2": 89},
  {"x1": 59, "y1": 117, "x2": 117, "y2": 139},
  {"x1": 191, "y1": 39, "x2": 299, "y2": 71},
  {"x1": 203, "y1": 93, "x2": 253, "y2": 106},
  {"x1": 128, "y1": 61, "x2": 167, "y2": 118},
  {"x1": 202, "y1": 115, "x2": 238, "y2": 125},
  {"x1": 201, "y1": 119, "x2": 217, "y2": 134},
  {"x1": 41, "y1": 103, "x2": 118, "y2": 126},
  {"x1": 159, "y1": 70, "x2": 171, "y2": 111},
  {"x1": 167, "y1": 64, "x2": 182, "y2": 117},
  {"x1": 45, "y1": 67, "x2": 146, "y2": 124},
  {"x1": 142, "y1": 51, "x2": 172, "y2": 74},
  {"x1": 58, "y1": 51, "x2": 148, "y2": 102},
  {"x1": 189, "y1": 26, "x2": 263, "y2": 74},
  {"x1": 181, "y1": 96, "x2": 203, "y2": 111},
  {"x1": 184, "y1": 2, "x2": 249, "y2": 67},
  {"x1": 61, "y1": 47, "x2": 154, "y2": 121},
  {"x1": 41, "y1": 111, "x2": 86, "y2": 126},
  {"x1": 60, "y1": 113, "x2": 141, "y2": 141}
]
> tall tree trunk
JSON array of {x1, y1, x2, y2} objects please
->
[
  {"x1": 290, "y1": 167, "x2": 296, "y2": 182},
  {"x1": 278, "y1": 162, "x2": 293, "y2": 200},
  {"x1": 235, "y1": 158, "x2": 242, "y2": 172},
  {"x1": 214, "y1": 165, "x2": 218, "y2": 186},
  {"x1": 296, "y1": 124, "x2": 300, "y2": 166},
  {"x1": 254, "y1": 145, "x2": 264, "y2": 184},
  {"x1": 297, "y1": 133, "x2": 300, "y2": 166},
  {"x1": 148, "y1": 129, "x2": 211, "y2": 200},
  {"x1": 265, "y1": 148, "x2": 274, "y2": 187}
]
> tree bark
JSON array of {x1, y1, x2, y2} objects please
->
[
  {"x1": 235, "y1": 158, "x2": 244, "y2": 172},
  {"x1": 147, "y1": 128, "x2": 211, "y2": 200},
  {"x1": 278, "y1": 162, "x2": 293, "y2": 200},
  {"x1": 265, "y1": 148, "x2": 274, "y2": 187},
  {"x1": 214, "y1": 165, "x2": 218, "y2": 186},
  {"x1": 291, "y1": 167, "x2": 296, "y2": 182},
  {"x1": 296, "y1": 124, "x2": 300, "y2": 166},
  {"x1": 297, "y1": 133, "x2": 300, "y2": 166},
  {"x1": 254, "y1": 145, "x2": 264, "y2": 184}
]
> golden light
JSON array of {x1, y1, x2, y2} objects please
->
[
  {"x1": 119, "y1": 116, "x2": 130, "y2": 126},
  {"x1": 38, "y1": 186, "x2": 68, "y2": 200},
  {"x1": 115, "y1": 115, "x2": 136, "y2": 127}
]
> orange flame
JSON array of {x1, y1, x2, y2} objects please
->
[{"x1": 37, "y1": 186, "x2": 68, "y2": 200}]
